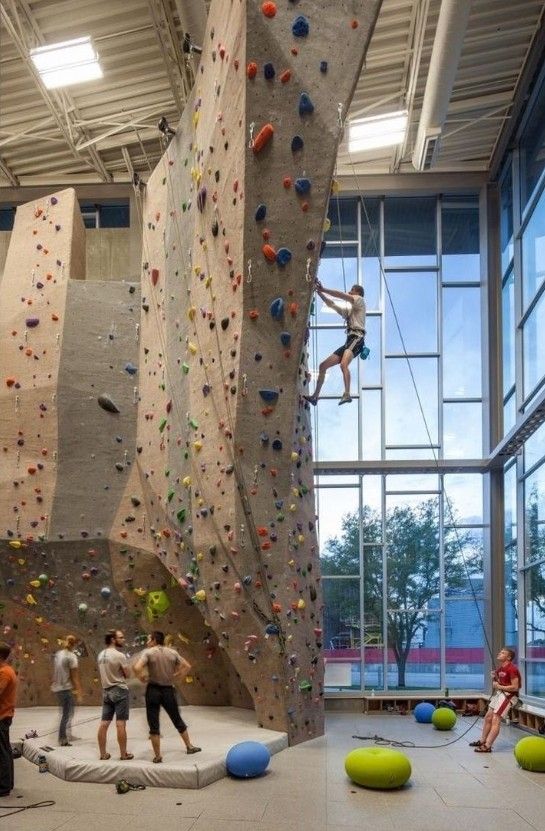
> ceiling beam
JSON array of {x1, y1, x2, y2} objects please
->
[
  {"x1": 146, "y1": 0, "x2": 190, "y2": 114},
  {"x1": 0, "y1": 1, "x2": 112, "y2": 183},
  {"x1": 0, "y1": 156, "x2": 19, "y2": 186}
]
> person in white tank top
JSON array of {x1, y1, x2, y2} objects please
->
[{"x1": 304, "y1": 280, "x2": 366, "y2": 406}]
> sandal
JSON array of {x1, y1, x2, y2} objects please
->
[
  {"x1": 469, "y1": 740, "x2": 484, "y2": 747},
  {"x1": 152, "y1": 756, "x2": 162, "y2": 763},
  {"x1": 100, "y1": 753, "x2": 111, "y2": 760},
  {"x1": 186, "y1": 746, "x2": 202, "y2": 754},
  {"x1": 474, "y1": 745, "x2": 491, "y2": 753},
  {"x1": 120, "y1": 753, "x2": 134, "y2": 760}
]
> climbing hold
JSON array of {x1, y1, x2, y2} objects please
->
[
  {"x1": 280, "y1": 332, "x2": 291, "y2": 347},
  {"x1": 194, "y1": 589, "x2": 206, "y2": 602},
  {"x1": 280, "y1": 69, "x2": 291, "y2": 83},
  {"x1": 265, "y1": 623, "x2": 280, "y2": 636},
  {"x1": 25, "y1": 317, "x2": 40, "y2": 328},
  {"x1": 291, "y1": 135, "x2": 304, "y2": 152},
  {"x1": 98, "y1": 394, "x2": 120, "y2": 414},
  {"x1": 260, "y1": 432, "x2": 269, "y2": 444},
  {"x1": 211, "y1": 219, "x2": 219, "y2": 236},
  {"x1": 276, "y1": 248, "x2": 292, "y2": 266},
  {"x1": 263, "y1": 62, "x2": 275, "y2": 80},
  {"x1": 100, "y1": 587, "x2": 111, "y2": 599},
  {"x1": 249, "y1": 310, "x2": 259, "y2": 320},
  {"x1": 151, "y1": 268, "x2": 159, "y2": 285},
  {"x1": 295, "y1": 178, "x2": 311, "y2": 195},
  {"x1": 51, "y1": 196, "x2": 58, "y2": 205},
  {"x1": 272, "y1": 439, "x2": 283, "y2": 451},
  {"x1": 261, "y1": 2, "x2": 277, "y2": 18},
  {"x1": 262, "y1": 244, "x2": 277, "y2": 262},
  {"x1": 259, "y1": 389, "x2": 279, "y2": 403},
  {"x1": 298, "y1": 93, "x2": 314, "y2": 116},
  {"x1": 124, "y1": 362, "x2": 137, "y2": 375},
  {"x1": 270, "y1": 298, "x2": 284, "y2": 320},
  {"x1": 283, "y1": 176, "x2": 292, "y2": 189},
  {"x1": 252, "y1": 123, "x2": 274, "y2": 154},
  {"x1": 292, "y1": 15, "x2": 309, "y2": 37},
  {"x1": 197, "y1": 186, "x2": 207, "y2": 212},
  {"x1": 306, "y1": 239, "x2": 315, "y2": 250},
  {"x1": 320, "y1": 60, "x2": 328, "y2": 73},
  {"x1": 255, "y1": 204, "x2": 267, "y2": 221},
  {"x1": 247, "y1": 62, "x2": 258, "y2": 79},
  {"x1": 146, "y1": 590, "x2": 170, "y2": 621},
  {"x1": 351, "y1": 19, "x2": 359, "y2": 29},
  {"x1": 221, "y1": 317, "x2": 229, "y2": 331},
  {"x1": 78, "y1": 603, "x2": 88, "y2": 614}
]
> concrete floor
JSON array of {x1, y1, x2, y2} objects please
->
[{"x1": 2, "y1": 711, "x2": 545, "y2": 831}]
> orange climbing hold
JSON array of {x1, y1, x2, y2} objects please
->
[
  {"x1": 257, "y1": 527, "x2": 268, "y2": 537},
  {"x1": 249, "y1": 310, "x2": 260, "y2": 320},
  {"x1": 261, "y1": 541, "x2": 272, "y2": 551},
  {"x1": 351, "y1": 19, "x2": 359, "y2": 28},
  {"x1": 252, "y1": 123, "x2": 274, "y2": 153},
  {"x1": 5, "y1": 377, "x2": 16, "y2": 388},
  {"x1": 262, "y1": 243, "x2": 277, "y2": 262},
  {"x1": 280, "y1": 69, "x2": 291, "y2": 83},
  {"x1": 262, "y1": 1, "x2": 277, "y2": 17},
  {"x1": 283, "y1": 176, "x2": 292, "y2": 189},
  {"x1": 289, "y1": 302, "x2": 299, "y2": 317},
  {"x1": 247, "y1": 62, "x2": 258, "y2": 79}
]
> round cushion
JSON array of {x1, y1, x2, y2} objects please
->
[
  {"x1": 344, "y1": 747, "x2": 411, "y2": 789},
  {"x1": 432, "y1": 706, "x2": 457, "y2": 731},
  {"x1": 514, "y1": 736, "x2": 545, "y2": 772},
  {"x1": 226, "y1": 741, "x2": 271, "y2": 778},
  {"x1": 414, "y1": 702, "x2": 435, "y2": 723}
]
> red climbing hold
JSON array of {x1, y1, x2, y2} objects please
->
[
  {"x1": 283, "y1": 176, "x2": 292, "y2": 189},
  {"x1": 351, "y1": 19, "x2": 359, "y2": 28},
  {"x1": 257, "y1": 527, "x2": 268, "y2": 537},
  {"x1": 262, "y1": 1, "x2": 277, "y2": 18},
  {"x1": 151, "y1": 268, "x2": 159, "y2": 286},
  {"x1": 247, "y1": 62, "x2": 258, "y2": 79},
  {"x1": 249, "y1": 310, "x2": 259, "y2": 320},
  {"x1": 280, "y1": 69, "x2": 291, "y2": 83},
  {"x1": 289, "y1": 302, "x2": 299, "y2": 317},
  {"x1": 262, "y1": 229, "x2": 271, "y2": 241},
  {"x1": 252, "y1": 123, "x2": 274, "y2": 154},
  {"x1": 262, "y1": 244, "x2": 277, "y2": 262},
  {"x1": 5, "y1": 377, "x2": 16, "y2": 388}
]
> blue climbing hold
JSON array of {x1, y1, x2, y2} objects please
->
[
  {"x1": 263, "y1": 62, "x2": 275, "y2": 80},
  {"x1": 280, "y1": 332, "x2": 291, "y2": 346},
  {"x1": 259, "y1": 389, "x2": 279, "y2": 403},
  {"x1": 299, "y1": 93, "x2": 314, "y2": 116},
  {"x1": 270, "y1": 297, "x2": 284, "y2": 320},
  {"x1": 272, "y1": 439, "x2": 283, "y2": 451},
  {"x1": 265, "y1": 623, "x2": 280, "y2": 636},
  {"x1": 124, "y1": 362, "x2": 138, "y2": 375},
  {"x1": 320, "y1": 60, "x2": 328, "y2": 73},
  {"x1": 295, "y1": 178, "x2": 311, "y2": 195},
  {"x1": 276, "y1": 247, "x2": 292, "y2": 266},
  {"x1": 292, "y1": 16, "x2": 309, "y2": 37},
  {"x1": 255, "y1": 203, "x2": 267, "y2": 222},
  {"x1": 291, "y1": 135, "x2": 304, "y2": 152}
]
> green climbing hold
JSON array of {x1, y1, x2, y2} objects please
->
[
  {"x1": 159, "y1": 418, "x2": 167, "y2": 433},
  {"x1": 177, "y1": 507, "x2": 187, "y2": 524},
  {"x1": 182, "y1": 362, "x2": 189, "y2": 374}
]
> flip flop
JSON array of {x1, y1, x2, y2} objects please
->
[
  {"x1": 100, "y1": 753, "x2": 111, "y2": 760},
  {"x1": 469, "y1": 740, "x2": 483, "y2": 747},
  {"x1": 152, "y1": 756, "x2": 162, "y2": 763},
  {"x1": 120, "y1": 753, "x2": 134, "y2": 760},
  {"x1": 186, "y1": 746, "x2": 202, "y2": 754},
  {"x1": 474, "y1": 745, "x2": 491, "y2": 753}
]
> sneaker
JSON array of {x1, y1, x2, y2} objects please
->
[
  {"x1": 338, "y1": 393, "x2": 352, "y2": 405},
  {"x1": 186, "y1": 746, "x2": 202, "y2": 754}
]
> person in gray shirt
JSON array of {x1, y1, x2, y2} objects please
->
[
  {"x1": 134, "y1": 631, "x2": 201, "y2": 763},
  {"x1": 96, "y1": 630, "x2": 133, "y2": 761}
]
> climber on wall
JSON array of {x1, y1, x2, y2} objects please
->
[{"x1": 304, "y1": 280, "x2": 366, "y2": 406}]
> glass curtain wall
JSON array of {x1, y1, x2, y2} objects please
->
[
  {"x1": 498, "y1": 67, "x2": 545, "y2": 704},
  {"x1": 313, "y1": 194, "x2": 486, "y2": 693}
]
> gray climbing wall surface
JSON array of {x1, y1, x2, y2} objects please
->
[{"x1": 0, "y1": 1, "x2": 380, "y2": 744}]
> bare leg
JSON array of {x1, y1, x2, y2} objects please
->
[
  {"x1": 116, "y1": 721, "x2": 128, "y2": 757},
  {"x1": 340, "y1": 350, "x2": 355, "y2": 398},
  {"x1": 480, "y1": 710, "x2": 493, "y2": 743},
  {"x1": 97, "y1": 721, "x2": 110, "y2": 757},
  {"x1": 150, "y1": 733, "x2": 161, "y2": 761},
  {"x1": 483, "y1": 714, "x2": 502, "y2": 748},
  {"x1": 180, "y1": 729, "x2": 201, "y2": 753},
  {"x1": 306, "y1": 353, "x2": 341, "y2": 402}
]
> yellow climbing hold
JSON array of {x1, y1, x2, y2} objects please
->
[
  {"x1": 188, "y1": 306, "x2": 197, "y2": 321},
  {"x1": 182, "y1": 476, "x2": 192, "y2": 488},
  {"x1": 323, "y1": 217, "x2": 331, "y2": 233},
  {"x1": 25, "y1": 594, "x2": 37, "y2": 605},
  {"x1": 9, "y1": 541, "x2": 22, "y2": 549},
  {"x1": 185, "y1": 676, "x2": 194, "y2": 684},
  {"x1": 194, "y1": 589, "x2": 206, "y2": 602},
  {"x1": 196, "y1": 551, "x2": 204, "y2": 561},
  {"x1": 29, "y1": 580, "x2": 41, "y2": 588},
  {"x1": 133, "y1": 587, "x2": 147, "y2": 597},
  {"x1": 193, "y1": 440, "x2": 203, "y2": 452},
  {"x1": 297, "y1": 599, "x2": 306, "y2": 610},
  {"x1": 188, "y1": 342, "x2": 198, "y2": 355},
  {"x1": 288, "y1": 559, "x2": 295, "y2": 567},
  {"x1": 331, "y1": 179, "x2": 340, "y2": 194},
  {"x1": 298, "y1": 534, "x2": 305, "y2": 544},
  {"x1": 17, "y1": 558, "x2": 25, "y2": 565},
  {"x1": 291, "y1": 452, "x2": 299, "y2": 462},
  {"x1": 289, "y1": 504, "x2": 296, "y2": 512}
]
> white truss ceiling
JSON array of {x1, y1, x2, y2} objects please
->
[{"x1": 0, "y1": 0, "x2": 543, "y2": 186}]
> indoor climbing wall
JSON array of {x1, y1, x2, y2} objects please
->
[
  {"x1": 0, "y1": 1, "x2": 380, "y2": 741},
  {"x1": 113, "y1": 0, "x2": 380, "y2": 744}
]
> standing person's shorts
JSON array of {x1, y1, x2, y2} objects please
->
[
  {"x1": 101, "y1": 685, "x2": 130, "y2": 721},
  {"x1": 334, "y1": 332, "x2": 365, "y2": 358},
  {"x1": 488, "y1": 690, "x2": 518, "y2": 717}
]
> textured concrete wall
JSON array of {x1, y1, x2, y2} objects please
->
[
  {"x1": 0, "y1": 2, "x2": 380, "y2": 741},
  {"x1": 85, "y1": 228, "x2": 133, "y2": 281}
]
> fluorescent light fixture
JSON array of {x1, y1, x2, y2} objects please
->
[
  {"x1": 348, "y1": 109, "x2": 408, "y2": 153},
  {"x1": 30, "y1": 36, "x2": 102, "y2": 90}
]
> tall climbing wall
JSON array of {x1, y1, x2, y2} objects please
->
[
  {"x1": 0, "y1": 1, "x2": 380, "y2": 742},
  {"x1": 113, "y1": 0, "x2": 380, "y2": 744}
]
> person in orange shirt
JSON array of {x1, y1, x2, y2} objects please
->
[{"x1": 0, "y1": 643, "x2": 17, "y2": 797}]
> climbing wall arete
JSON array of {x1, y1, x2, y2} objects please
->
[{"x1": 0, "y1": 1, "x2": 381, "y2": 744}]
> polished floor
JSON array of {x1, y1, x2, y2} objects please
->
[{"x1": 3, "y1": 711, "x2": 545, "y2": 831}]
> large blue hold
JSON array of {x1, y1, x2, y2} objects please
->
[
  {"x1": 292, "y1": 15, "x2": 310, "y2": 37},
  {"x1": 276, "y1": 247, "x2": 292, "y2": 266},
  {"x1": 255, "y1": 203, "x2": 267, "y2": 222},
  {"x1": 270, "y1": 297, "x2": 284, "y2": 320},
  {"x1": 299, "y1": 93, "x2": 314, "y2": 116},
  {"x1": 226, "y1": 741, "x2": 271, "y2": 779},
  {"x1": 295, "y1": 178, "x2": 311, "y2": 196},
  {"x1": 259, "y1": 389, "x2": 279, "y2": 403}
]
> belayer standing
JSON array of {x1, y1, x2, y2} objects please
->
[
  {"x1": 470, "y1": 646, "x2": 522, "y2": 753},
  {"x1": 304, "y1": 280, "x2": 366, "y2": 406}
]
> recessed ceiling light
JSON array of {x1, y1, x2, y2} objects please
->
[
  {"x1": 30, "y1": 36, "x2": 102, "y2": 90},
  {"x1": 349, "y1": 110, "x2": 408, "y2": 153}
]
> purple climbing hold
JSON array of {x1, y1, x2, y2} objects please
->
[
  {"x1": 291, "y1": 135, "x2": 304, "y2": 152},
  {"x1": 197, "y1": 186, "x2": 207, "y2": 212},
  {"x1": 299, "y1": 92, "x2": 314, "y2": 116},
  {"x1": 255, "y1": 203, "x2": 267, "y2": 222},
  {"x1": 320, "y1": 60, "x2": 328, "y2": 73},
  {"x1": 295, "y1": 178, "x2": 311, "y2": 195},
  {"x1": 276, "y1": 247, "x2": 292, "y2": 266},
  {"x1": 263, "y1": 62, "x2": 275, "y2": 80},
  {"x1": 25, "y1": 318, "x2": 39, "y2": 328},
  {"x1": 124, "y1": 362, "x2": 138, "y2": 375},
  {"x1": 36, "y1": 281, "x2": 44, "y2": 289},
  {"x1": 280, "y1": 332, "x2": 291, "y2": 346},
  {"x1": 292, "y1": 15, "x2": 309, "y2": 37},
  {"x1": 51, "y1": 196, "x2": 58, "y2": 205},
  {"x1": 270, "y1": 297, "x2": 284, "y2": 320},
  {"x1": 202, "y1": 383, "x2": 211, "y2": 396}
]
